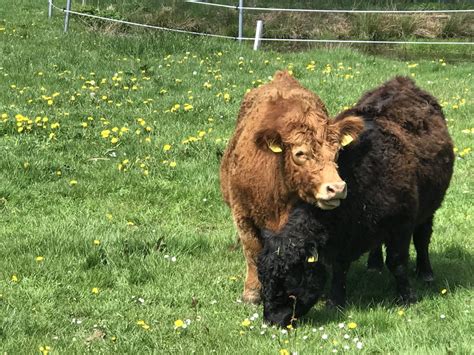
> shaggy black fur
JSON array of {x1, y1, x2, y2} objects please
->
[
  {"x1": 258, "y1": 77, "x2": 454, "y2": 326},
  {"x1": 258, "y1": 204, "x2": 328, "y2": 327}
]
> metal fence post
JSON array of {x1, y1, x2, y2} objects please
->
[
  {"x1": 238, "y1": 0, "x2": 244, "y2": 42},
  {"x1": 48, "y1": 0, "x2": 53, "y2": 19},
  {"x1": 253, "y1": 20, "x2": 263, "y2": 50},
  {"x1": 64, "y1": 0, "x2": 72, "y2": 32}
]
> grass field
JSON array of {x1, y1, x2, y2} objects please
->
[{"x1": 0, "y1": 1, "x2": 473, "y2": 353}]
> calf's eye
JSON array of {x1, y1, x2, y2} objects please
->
[{"x1": 291, "y1": 145, "x2": 310, "y2": 165}]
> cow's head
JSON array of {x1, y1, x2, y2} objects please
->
[{"x1": 254, "y1": 81, "x2": 364, "y2": 210}]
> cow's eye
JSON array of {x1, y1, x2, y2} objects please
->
[{"x1": 291, "y1": 145, "x2": 310, "y2": 165}]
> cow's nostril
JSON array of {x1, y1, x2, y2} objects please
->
[
  {"x1": 317, "y1": 182, "x2": 347, "y2": 201},
  {"x1": 325, "y1": 182, "x2": 347, "y2": 197}
]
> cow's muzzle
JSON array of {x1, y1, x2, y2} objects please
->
[{"x1": 315, "y1": 182, "x2": 347, "y2": 210}]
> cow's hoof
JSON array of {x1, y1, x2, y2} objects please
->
[
  {"x1": 325, "y1": 299, "x2": 345, "y2": 310},
  {"x1": 242, "y1": 290, "x2": 261, "y2": 304},
  {"x1": 398, "y1": 291, "x2": 418, "y2": 305},
  {"x1": 416, "y1": 270, "x2": 434, "y2": 283}
]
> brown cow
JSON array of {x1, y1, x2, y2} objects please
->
[{"x1": 220, "y1": 71, "x2": 364, "y2": 303}]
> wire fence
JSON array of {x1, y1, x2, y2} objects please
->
[
  {"x1": 51, "y1": 0, "x2": 474, "y2": 47},
  {"x1": 187, "y1": 0, "x2": 474, "y2": 14}
]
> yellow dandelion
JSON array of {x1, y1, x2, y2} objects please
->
[
  {"x1": 101, "y1": 129, "x2": 110, "y2": 138},
  {"x1": 69, "y1": 180, "x2": 77, "y2": 186},
  {"x1": 174, "y1": 319, "x2": 184, "y2": 328},
  {"x1": 241, "y1": 318, "x2": 251, "y2": 327},
  {"x1": 169, "y1": 161, "x2": 177, "y2": 168},
  {"x1": 398, "y1": 310, "x2": 405, "y2": 316},
  {"x1": 163, "y1": 144, "x2": 171, "y2": 151},
  {"x1": 39, "y1": 346, "x2": 51, "y2": 355},
  {"x1": 91, "y1": 287, "x2": 100, "y2": 294},
  {"x1": 279, "y1": 350, "x2": 290, "y2": 355},
  {"x1": 93, "y1": 240, "x2": 100, "y2": 246},
  {"x1": 441, "y1": 288, "x2": 447, "y2": 295},
  {"x1": 111, "y1": 137, "x2": 119, "y2": 144},
  {"x1": 11, "y1": 274, "x2": 18, "y2": 282},
  {"x1": 127, "y1": 221, "x2": 135, "y2": 226},
  {"x1": 35, "y1": 256, "x2": 44, "y2": 262},
  {"x1": 348, "y1": 322, "x2": 357, "y2": 329}
]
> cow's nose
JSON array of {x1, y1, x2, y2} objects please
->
[{"x1": 323, "y1": 181, "x2": 347, "y2": 199}]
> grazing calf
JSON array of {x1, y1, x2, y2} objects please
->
[
  {"x1": 258, "y1": 204, "x2": 327, "y2": 327},
  {"x1": 258, "y1": 77, "x2": 454, "y2": 325},
  {"x1": 220, "y1": 71, "x2": 364, "y2": 304}
]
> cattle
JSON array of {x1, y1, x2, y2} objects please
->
[
  {"x1": 258, "y1": 203, "x2": 328, "y2": 327},
  {"x1": 258, "y1": 76, "x2": 454, "y2": 326},
  {"x1": 220, "y1": 71, "x2": 365, "y2": 304}
]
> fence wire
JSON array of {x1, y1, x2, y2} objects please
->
[
  {"x1": 187, "y1": 0, "x2": 474, "y2": 14},
  {"x1": 52, "y1": 1, "x2": 474, "y2": 46}
]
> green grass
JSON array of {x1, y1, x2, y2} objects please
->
[
  {"x1": 0, "y1": 0, "x2": 473, "y2": 353},
  {"x1": 71, "y1": 0, "x2": 474, "y2": 53}
]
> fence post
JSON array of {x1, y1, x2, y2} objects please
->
[
  {"x1": 48, "y1": 0, "x2": 53, "y2": 19},
  {"x1": 253, "y1": 20, "x2": 263, "y2": 50},
  {"x1": 238, "y1": 0, "x2": 244, "y2": 42},
  {"x1": 64, "y1": 0, "x2": 72, "y2": 32}
]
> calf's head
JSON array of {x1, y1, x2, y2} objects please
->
[{"x1": 255, "y1": 91, "x2": 364, "y2": 210}]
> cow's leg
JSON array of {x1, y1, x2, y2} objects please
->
[
  {"x1": 367, "y1": 245, "x2": 384, "y2": 272},
  {"x1": 326, "y1": 260, "x2": 350, "y2": 308},
  {"x1": 235, "y1": 217, "x2": 262, "y2": 304},
  {"x1": 385, "y1": 229, "x2": 417, "y2": 304},
  {"x1": 413, "y1": 216, "x2": 434, "y2": 282}
]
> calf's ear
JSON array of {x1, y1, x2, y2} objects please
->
[
  {"x1": 332, "y1": 116, "x2": 365, "y2": 146},
  {"x1": 254, "y1": 129, "x2": 283, "y2": 154}
]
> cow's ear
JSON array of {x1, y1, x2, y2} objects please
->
[
  {"x1": 333, "y1": 116, "x2": 365, "y2": 147},
  {"x1": 254, "y1": 129, "x2": 283, "y2": 154}
]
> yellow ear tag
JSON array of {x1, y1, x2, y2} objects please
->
[
  {"x1": 307, "y1": 254, "x2": 318, "y2": 263},
  {"x1": 268, "y1": 142, "x2": 283, "y2": 153},
  {"x1": 341, "y1": 134, "x2": 354, "y2": 147}
]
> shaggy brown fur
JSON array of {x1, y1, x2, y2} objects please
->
[{"x1": 220, "y1": 71, "x2": 364, "y2": 303}]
